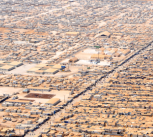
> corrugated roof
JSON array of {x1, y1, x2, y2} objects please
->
[
  {"x1": 52, "y1": 64, "x2": 61, "y2": 69},
  {"x1": 45, "y1": 68, "x2": 59, "y2": 73},
  {"x1": 5, "y1": 99, "x2": 31, "y2": 103},
  {"x1": 9, "y1": 61, "x2": 22, "y2": 66},
  {"x1": 0, "y1": 65, "x2": 14, "y2": 70},
  {"x1": 27, "y1": 67, "x2": 40, "y2": 72},
  {"x1": 35, "y1": 64, "x2": 48, "y2": 68},
  {"x1": 45, "y1": 98, "x2": 60, "y2": 104}
]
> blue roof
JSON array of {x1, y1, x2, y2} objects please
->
[{"x1": 23, "y1": 89, "x2": 29, "y2": 91}]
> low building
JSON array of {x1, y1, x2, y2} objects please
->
[
  {"x1": 29, "y1": 39, "x2": 40, "y2": 43},
  {"x1": 44, "y1": 68, "x2": 59, "y2": 74},
  {"x1": 27, "y1": 87, "x2": 51, "y2": 92},
  {"x1": 52, "y1": 64, "x2": 62, "y2": 70},
  {"x1": 45, "y1": 98, "x2": 60, "y2": 106},
  {"x1": 9, "y1": 61, "x2": 23, "y2": 67},
  {"x1": 23, "y1": 89, "x2": 30, "y2": 93},
  {"x1": 0, "y1": 65, "x2": 15, "y2": 71},
  {"x1": 35, "y1": 64, "x2": 48, "y2": 68},
  {"x1": 122, "y1": 49, "x2": 131, "y2": 56},
  {"x1": 66, "y1": 32, "x2": 80, "y2": 36},
  {"x1": 95, "y1": 31, "x2": 111, "y2": 38},
  {"x1": 5, "y1": 99, "x2": 31, "y2": 105},
  {"x1": 113, "y1": 53, "x2": 121, "y2": 57},
  {"x1": 35, "y1": 70, "x2": 45, "y2": 74},
  {"x1": 69, "y1": 57, "x2": 79, "y2": 63},
  {"x1": 27, "y1": 67, "x2": 40, "y2": 73},
  {"x1": 91, "y1": 54, "x2": 112, "y2": 60}
]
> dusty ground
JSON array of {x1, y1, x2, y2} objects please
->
[
  {"x1": 6, "y1": 63, "x2": 37, "y2": 75},
  {"x1": 16, "y1": 90, "x2": 70, "y2": 104},
  {"x1": 56, "y1": 65, "x2": 82, "y2": 76},
  {"x1": 25, "y1": 93, "x2": 55, "y2": 99},
  {"x1": 75, "y1": 60, "x2": 111, "y2": 66},
  {"x1": 6, "y1": 63, "x2": 82, "y2": 78},
  {"x1": 0, "y1": 87, "x2": 23, "y2": 96},
  {"x1": 75, "y1": 48, "x2": 98, "y2": 60}
]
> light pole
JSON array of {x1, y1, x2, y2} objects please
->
[
  {"x1": 50, "y1": 120, "x2": 52, "y2": 129},
  {"x1": 95, "y1": 45, "x2": 100, "y2": 62},
  {"x1": 98, "y1": 48, "x2": 100, "y2": 61},
  {"x1": 19, "y1": 125, "x2": 21, "y2": 135}
]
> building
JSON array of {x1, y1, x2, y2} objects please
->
[
  {"x1": 29, "y1": 39, "x2": 40, "y2": 43},
  {"x1": 5, "y1": 99, "x2": 31, "y2": 105},
  {"x1": 122, "y1": 49, "x2": 131, "y2": 56},
  {"x1": 66, "y1": 32, "x2": 80, "y2": 36},
  {"x1": 52, "y1": 64, "x2": 62, "y2": 70},
  {"x1": 9, "y1": 61, "x2": 23, "y2": 67},
  {"x1": 45, "y1": 98, "x2": 60, "y2": 106},
  {"x1": 95, "y1": 31, "x2": 111, "y2": 38},
  {"x1": 44, "y1": 68, "x2": 59, "y2": 74},
  {"x1": 0, "y1": 65, "x2": 15, "y2": 71},
  {"x1": 27, "y1": 67, "x2": 40, "y2": 73},
  {"x1": 35, "y1": 70, "x2": 45, "y2": 74},
  {"x1": 113, "y1": 52, "x2": 121, "y2": 57},
  {"x1": 23, "y1": 89, "x2": 30, "y2": 93},
  {"x1": 27, "y1": 87, "x2": 51, "y2": 92},
  {"x1": 69, "y1": 57, "x2": 79, "y2": 63},
  {"x1": 35, "y1": 64, "x2": 48, "y2": 68}
]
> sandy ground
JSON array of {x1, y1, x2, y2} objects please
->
[
  {"x1": 6, "y1": 64, "x2": 81, "y2": 78},
  {"x1": 6, "y1": 64, "x2": 37, "y2": 74},
  {"x1": 75, "y1": 53, "x2": 94, "y2": 60},
  {"x1": 52, "y1": 51, "x2": 63, "y2": 59},
  {"x1": 76, "y1": 60, "x2": 110, "y2": 66},
  {"x1": 56, "y1": 65, "x2": 85, "y2": 77},
  {"x1": 75, "y1": 48, "x2": 99, "y2": 60},
  {"x1": 17, "y1": 90, "x2": 70, "y2": 104},
  {"x1": 0, "y1": 87, "x2": 23, "y2": 96},
  {"x1": 83, "y1": 48, "x2": 99, "y2": 54},
  {"x1": 41, "y1": 60, "x2": 49, "y2": 64},
  {"x1": 60, "y1": 59, "x2": 70, "y2": 63},
  {"x1": 98, "y1": 61, "x2": 110, "y2": 66}
]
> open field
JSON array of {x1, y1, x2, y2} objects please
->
[
  {"x1": 75, "y1": 48, "x2": 98, "y2": 60},
  {"x1": 16, "y1": 90, "x2": 70, "y2": 104},
  {"x1": 0, "y1": 87, "x2": 22, "y2": 96},
  {"x1": 6, "y1": 64, "x2": 37, "y2": 74}
]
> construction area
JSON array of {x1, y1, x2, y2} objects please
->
[{"x1": 25, "y1": 93, "x2": 55, "y2": 99}]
